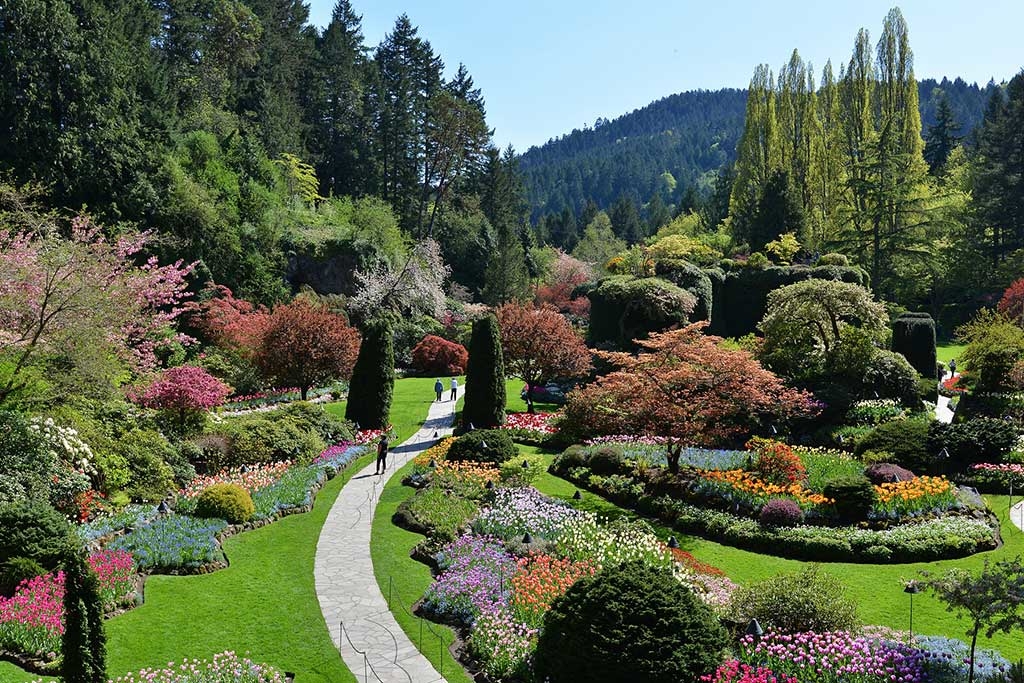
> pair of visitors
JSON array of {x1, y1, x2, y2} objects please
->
[{"x1": 434, "y1": 378, "x2": 459, "y2": 401}]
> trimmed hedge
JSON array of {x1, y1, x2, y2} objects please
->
[
  {"x1": 346, "y1": 319, "x2": 395, "y2": 430},
  {"x1": 823, "y1": 475, "x2": 877, "y2": 523},
  {"x1": 892, "y1": 313, "x2": 937, "y2": 379},
  {"x1": 708, "y1": 264, "x2": 867, "y2": 338},
  {"x1": 854, "y1": 418, "x2": 934, "y2": 473},
  {"x1": 928, "y1": 417, "x2": 1019, "y2": 469},
  {"x1": 463, "y1": 314, "x2": 506, "y2": 429},
  {"x1": 447, "y1": 429, "x2": 516, "y2": 465},
  {"x1": 195, "y1": 483, "x2": 255, "y2": 524},
  {"x1": 535, "y1": 561, "x2": 728, "y2": 683},
  {"x1": 654, "y1": 260, "x2": 713, "y2": 322},
  {"x1": 587, "y1": 276, "x2": 695, "y2": 348}
]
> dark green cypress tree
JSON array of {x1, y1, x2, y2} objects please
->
[
  {"x1": 462, "y1": 314, "x2": 505, "y2": 429},
  {"x1": 62, "y1": 547, "x2": 106, "y2": 683},
  {"x1": 345, "y1": 319, "x2": 395, "y2": 430}
]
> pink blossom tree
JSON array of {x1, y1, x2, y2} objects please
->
[
  {"x1": 0, "y1": 215, "x2": 195, "y2": 406},
  {"x1": 132, "y1": 365, "x2": 232, "y2": 428}
]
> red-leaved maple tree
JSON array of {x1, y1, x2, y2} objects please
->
[
  {"x1": 998, "y1": 278, "x2": 1024, "y2": 325},
  {"x1": 561, "y1": 322, "x2": 818, "y2": 473},
  {"x1": 495, "y1": 302, "x2": 591, "y2": 413},
  {"x1": 534, "y1": 250, "x2": 592, "y2": 317},
  {"x1": 253, "y1": 298, "x2": 361, "y2": 399},
  {"x1": 411, "y1": 335, "x2": 468, "y2": 376},
  {"x1": 194, "y1": 285, "x2": 270, "y2": 352}
]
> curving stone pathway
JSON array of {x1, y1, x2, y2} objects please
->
[
  {"x1": 315, "y1": 389, "x2": 461, "y2": 683},
  {"x1": 935, "y1": 371, "x2": 955, "y2": 424}
]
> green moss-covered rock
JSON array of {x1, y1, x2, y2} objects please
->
[
  {"x1": 892, "y1": 312, "x2": 937, "y2": 379},
  {"x1": 345, "y1": 319, "x2": 395, "y2": 430},
  {"x1": 588, "y1": 276, "x2": 696, "y2": 348},
  {"x1": 463, "y1": 315, "x2": 505, "y2": 429}
]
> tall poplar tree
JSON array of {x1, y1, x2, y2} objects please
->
[{"x1": 731, "y1": 65, "x2": 780, "y2": 244}]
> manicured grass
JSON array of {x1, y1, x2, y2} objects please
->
[
  {"x1": 529, "y1": 447, "x2": 1024, "y2": 662},
  {"x1": 503, "y1": 378, "x2": 560, "y2": 414},
  {"x1": 370, "y1": 458, "x2": 473, "y2": 683},
  {"x1": 936, "y1": 342, "x2": 966, "y2": 365}
]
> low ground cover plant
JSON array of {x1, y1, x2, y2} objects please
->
[{"x1": 107, "y1": 515, "x2": 227, "y2": 571}]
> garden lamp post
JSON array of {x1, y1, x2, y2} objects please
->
[{"x1": 904, "y1": 582, "x2": 920, "y2": 641}]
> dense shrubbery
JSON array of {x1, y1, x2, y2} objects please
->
[
  {"x1": 891, "y1": 312, "x2": 937, "y2": 379},
  {"x1": 0, "y1": 502, "x2": 72, "y2": 571},
  {"x1": 587, "y1": 276, "x2": 696, "y2": 348},
  {"x1": 758, "y1": 498, "x2": 803, "y2": 527},
  {"x1": 274, "y1": 402, "x2": 353, "y2": 446},
  {"x1": 447, "y1": 429, "x2": 516, "y2": 465},
  {"x1": 410, "y1": 335, "x2": 468, "y2": 376},
  {"x1": 212, "y1": 416, "x2": 325, "y2": 469},
  {"x1": 0, "y1": 411, "x2": 51, "y2": 507},
  {"x1": 864, "y1": 462, "x2": 915, "y2": 484},
  {"x1": 823, "y1": 475, "x2": 877, "y2": 523},
  {"x1": 728, "y1": 566, "x2": 859, "y2": 634},
  {"x1": 854, "y1": 419, "x2": 933, "y2": 473},
  {"x1": 194, "y1": 483, "x2": 255, "y2": 524},
  {"x1": 463, "y1": 314, "x2": 506, "y2": 429},
  {"x1": 929, "y1": 417, "x2": 1018, "y2": 468},
  {"x1": 862, "y1": 350, "x2": 921, "y2": 406},
  {"x1": 534, "y1": 561, "x2": 728, "y2": 683}
]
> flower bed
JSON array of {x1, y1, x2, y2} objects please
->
[
  {"x1": 0, "y1": 550, "x2": 136, "y2": 662},
  {"x1": 738, "y1": 631, "x2": 925, "y2": 682},
  {"x1": 78, "y1": 504, "x2": 158, "y2": 543},
  {"x1": 107, "y1": 515, "x2": 227, "y2": 572},
  {"x1": 180, "y1": 462, "x2": 293, "y2": 499},
  {"x1": 355, "y1": 427, "x2": 391, "y2": 445},
  {"x1": 499, "y1": 412, "x2": 559, "y2": 444},
  {"x1": 556, "y1": 464, "x2": 998, "y2": 563},
  {"x1": 104, "y1": 651, "x2": 287, "y2": 683}
]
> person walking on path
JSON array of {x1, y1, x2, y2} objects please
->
[
  {"x1": 374, "y1": 434, "x2": 389, "y2": 474},
  {"x1": 433, "y1": 378, "x2": 443, "y2": 401},
  {"x1": 949, "y1": 358, "x2": 957, "y2": 376},
  {"x1": 450, "y1": 377, "x2": 458, "y2": 401}
]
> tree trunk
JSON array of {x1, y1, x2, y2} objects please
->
[
  {"x1": 968, "y1": 625, "x2": 979, "y2": 683},
  {"x1": 525, "y1": 382, "x2": 534, "y2": 414},
  {"x1": 301, "y1": 385, "x2": 309, "y2": 401},
  {"x1": 666, "y1": 442, "x2": 682, "y2": 475}
]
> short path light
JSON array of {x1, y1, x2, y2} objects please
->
[
  {"x1": 745, "y1": 618, "x2": 764, "y2": 642},
  {"x1": 522, "y1": 532, "x2": 533, "y2": 545},
  {"x1": 484, "y1": 480, "x2": 494, "y2": 490},
  {"x1": 572, "y1": 490, "x2": 582, "y2": 500},
  {"x1": 667, "y1": 536, "x2": 679, "y2": 549},
  {"x1": 157, "y1": 500, "x2": 170, "y2": 515},
  {"x1": 904, "y1": 581, "x2": 921, "y2": 641},
  {"x1": 521, "y1": 460, "x2": 530, "y2": 469},
  {"x1": 428, "y1": 459, "x2": 437, "y2": 468}
]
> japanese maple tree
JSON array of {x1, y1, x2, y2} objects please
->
[
  {"x1": 253, "y1": 298, "x2": 360, "y2": 399},
  {"x1": 194, "y1": 285, "x2": 269, "y2": 352},
  {"x1": 132, "y1": 365, "x2": 232, "y2": 427},
  {"x1": 998, "y1": 278, "x2": 1024, "y2": 325},
  {"x1": 495, "y1": 302, "x2": 591, "y2": 413},
  {"x1": 562, "y1": 322, "x2": 817, "y2": 473}
]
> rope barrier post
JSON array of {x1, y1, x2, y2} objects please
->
[
  {"x1": 419, "y1": 614, "x2": 423, "y2": 649},
  {"x1": 387, "y1": 575, "x2": 392, "y2": 610},
  {"x1": 363, "y1": 653, "x2": 368, "y2": 683}
]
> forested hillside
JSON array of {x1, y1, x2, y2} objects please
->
[{"x1": 521, "y1": 77, "x2": 996, "y2": 221}]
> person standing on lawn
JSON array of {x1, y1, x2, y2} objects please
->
[
  {"x1": 434, "y1": 378, "x2": 443, "y2": 401},
  {"x1": 375, "y1": 434, "x2": 390, "y2": 474},
  {"x1": 450, "y1": 377, "x2": 458, "y2": 401}
]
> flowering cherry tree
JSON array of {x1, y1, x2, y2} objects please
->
[
  {"x1": 534, "y1": 250, "x2": 593, "y2": 318},
  {"x1": 0, "y1": 216, "x2": 194, "y2": 405},
  {"x1": 562, "y1": 322, "x2": 817, "y2": 473},
  {"x1": 495, "y1": 302, "x2": 591, "y2": 413},
  {"x1": 132, "y1": 365, "x2": 232, "y2": 426}
]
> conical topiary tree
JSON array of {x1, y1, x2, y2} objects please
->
[
  {"x1": 345, "y1": 319, "x2": 395, "y2": 430},
  {"x1": 463, "y1": 314, "x2": 505, "y2": 429},
  {"x1": 62, "y1": 547, "x2": 106, "y2": 683},
  {"x1": 892, "y1": 312, "x2": 937, "y2": 379}
]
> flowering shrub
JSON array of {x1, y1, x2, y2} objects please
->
[
  {"x1": 758, "y1": 498, "x2": 804, "y2": 527},
  {"x1": 739, "y1": 631, "x2": 925, "y2": 682},
  {"x1": 863, "y1": 462, "x2": 915, "y2": 484},
  {"x1": 747, "y1": 438, "x2": 806, "y2": 485},
  {"x1": 916, "y1": 634, "x2": 1011, "y2": 683},
  {"x1": 106, "y1": 651, "x2": 286, "y2": 683},
  {"x1": 413, "y1": 437, "x2": 455, "y2": 467},
  {"x1": 411, "y1": 334, "x2": 468, "y2": 375},
  {"x1": 108, "y1": 515, "x2": 226, "y2": 571},
  {"x1": 702, "y1": 662, "x2": 797, "y2": 683},
  {"x1": 180, "y1": 462, "x2": 293, "y2": 498},
  {"x1": 509, "y1": 554, "x2": 598, "y2": 627},
  {"x1": 131, "y1": 365, "x2": 232, "y2": 419}
]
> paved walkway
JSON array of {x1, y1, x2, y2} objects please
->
[
  {"x1": 1011, "y1": 501, "x2": 1024, "y2": 532},
  {"x1": 315, "y1": 390, "x2": 461, "y2": 683},
  {"x1": 935, "y1": 371, "x2": 955, "y2": 424}
]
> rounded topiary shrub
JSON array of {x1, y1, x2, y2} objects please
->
[
  {"x1": 823, "y1": 475, "x2": 877, "y2": 522},
  {"x1": 855, "y1": 418, "x2": 934, "y2": 473},
  {"x1": 0, "y1": 556, "x2": 47, "y2": 595},
  {"x1": 587, "y1": 445, "x2": 625, "y2": 475},
  {"x1": 863, "y1": 349, "x2": 921, "y2": 406},
  {"x1": 864, "y1": 462, "x2": 915, "y2": 484},
  {"x1": 0, "y1": 501, "x2": 73, "y2": 571},
  {"x1": 410, "y1": 334, "x2": 469, "y2": 376},
  {"x1": 816, "y1": 252, "x2": 850, "y2": 267},
  {"x1": 758, "y1": 498, "x2": 804, "y2": 527},
  {"x1": 552, "y1": 445, "x2": 587, "y2": 473},
  {"x1": 534, "y1": 561, "x2": 728, "y2": 683},
  {"x1": 727, "y1": 565, "x2": 859, "y2": 634},
  {"x1": 447, "y1": 429, "x2": 516, "y2": 465},
  {"x1": 195, "y1": 483, "x2": 255, "y2": 524}
]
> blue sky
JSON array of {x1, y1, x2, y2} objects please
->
[{"x1": 307, "y1": 1, "x2": 1023, "y2": 152}]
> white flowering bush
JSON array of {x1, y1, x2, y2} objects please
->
[{"x1": 29, "y1": 417, "x2": 96, "y2": 475}]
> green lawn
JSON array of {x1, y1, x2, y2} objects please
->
[
  {"x1": 0, "y1": 378, "x2": 439, "y2": 683},
  {"x1": 937, "y1": 342, "x2": 966, "y2": 366},
  {"x1": 527, "y1": 447, "x2": 1024, "y2": 662}
]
